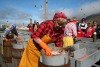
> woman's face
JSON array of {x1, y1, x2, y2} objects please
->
[
  {"x1": 78, "y1": 26, "x2": 81, "y2": 30},
  {"x1": 53, "y1": 21, "x2": 64, "y2": 30},
  {"x1": 88, "y1": 23, "x2": 92, "y2": 27}
]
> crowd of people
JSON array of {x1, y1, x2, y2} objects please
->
[
  {"x1": 27, "y1": 15, "x2": 100, "y2": 40},
  {"x1": 77, "y1": 18, "x2": 100, "y2": 39}
]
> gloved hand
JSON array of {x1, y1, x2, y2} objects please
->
[
  {"x1": 17, "y1": 35, "x2": 21, "y2": 40},
  {"x1": 40, "y1": 41, "x2": 52, "y2": 56}
]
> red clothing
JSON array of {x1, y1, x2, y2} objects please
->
[
  {"x1": 29, "y1": 25, "x2": 33, "y2": 33},
  {"x1": 64, "y1": 22, "x2": 77, "y2": 36},
  {"x1": 85, "y1": 27, "x2": 95, "y2": 38},
  {"x1": 32, "y1": 20, "x2": 64, "y2": 47},
  {"x1": 77, "y1": 30, "x2": 84, "y2": 37}
]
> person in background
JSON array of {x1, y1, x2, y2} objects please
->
[
  {"x1": 73, "y1": 17, "x2": 79, "y2": 30},
  {"x1": 96, "y1": 24, "x2": 100, "y2": 39},
  {"x1": 3, "y1": 24, "x2": 21, "y2": 41},
  {"x1": 67, "y1": 19, "x2": 71, "y2": 23},
  {"x1": 27, "y1": 18, "x2": 34, "y2": 37},
  {"x1": 79, "y1": 18, "x2": 87, "y2": 32},
  {"x1": 27, "y1": 18, "x2": 33, "y2": 33},
  {"x1": 93, "y1": 20, "x2": 97, "y2": 30},
  {"x1": 33, "y1": 20, "x2": 38, "y2": 32},
  {"x1": 77, "y1": 26, "x2": 84, "y2": 37},
  {"x1": 63, "y1": 17, "x2": 77, "y2": 47},
  {"x1": 19, "y1": 12, "x2": 67, "y2": 67},
  {"x1": 36, "y1": 22, "x2": 40, "y2": 28},
  {"x1": 85, "y1": 22, "x2": 95, "y2": 38}
]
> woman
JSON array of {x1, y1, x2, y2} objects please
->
[
  {"x1": 79, "y1": 18, "x2": 87, "y2": 32},
  {"x1": 93, "y1": 20, "x2": 97, "y2": 29},
  {"x1": 63, "y1": 17, "x2": 77, "y2": 47},
  {"x1": 77, "y1": 26, "x2": 84, "y2": 37},
  {"x1": 3, "y1": 24, "x2": 21, "y2": 41},
  {"x1": 19, "y1": 12, "x2": 67, "y2": 67},
  {"x1": 85, "y1": 22, "x2": 95, "y2": 38}
]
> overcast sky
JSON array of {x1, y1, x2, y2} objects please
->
[{"x1": 0, "y1": 0, "x2": 100, "y2": 24}]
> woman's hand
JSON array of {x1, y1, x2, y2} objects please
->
[{"x1": 17, "y1": 35, "x2": 21, "y2": 40}]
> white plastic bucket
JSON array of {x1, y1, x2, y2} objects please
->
[{"x1": 40, "y1": 47, "x2": 69, "y2": 66}]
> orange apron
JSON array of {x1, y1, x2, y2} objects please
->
[{"x1": 19, "y1": 35, "x2": 53, "y2": 67}]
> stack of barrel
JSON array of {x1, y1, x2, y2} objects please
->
[
  {"x1": 11, "y1": 32, "x2": 29, "y2": 67},
  {"x1": 2, "y1": 32, "x2": 30, "y2": 67}
]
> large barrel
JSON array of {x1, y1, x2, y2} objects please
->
[
  {"x1": 12, "y1": 42, "x2": 24, "y2": 67},
  {"x1": 3, "y1": 41, "x2": 12, "y2": 63},
  {"x1": 12, "y1": 44, "x2": 24, "y2": 59},
  {"x1": 18, "y1": 32, "x2": 30, "y2": 48}
]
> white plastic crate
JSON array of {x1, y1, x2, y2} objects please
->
[
  {"x1": 76, "y1": 49, "x2": 100, "y2": 67},
  {"x1": 76, "y1": 38, "x2": 100, "y2": 47},
  {"x1": 70, "y1": 47, "x2": 100, "y2": 67}
]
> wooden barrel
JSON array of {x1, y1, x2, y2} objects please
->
[
  {"x1": 12, "y1": 43, "x2": 24, "y2": 67},
  {"x1": 12, "y1": 43, "x2": 24, "y2": 59},
  {"x1": 12, "y1": 58, "x2": 21, "y2": 67},
  {"x1": 12, "y1": 48, "x2": 24, "y2": 59},
  {"x1": 3, "y1": 41, "x2": 12, "y2": 63}
]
